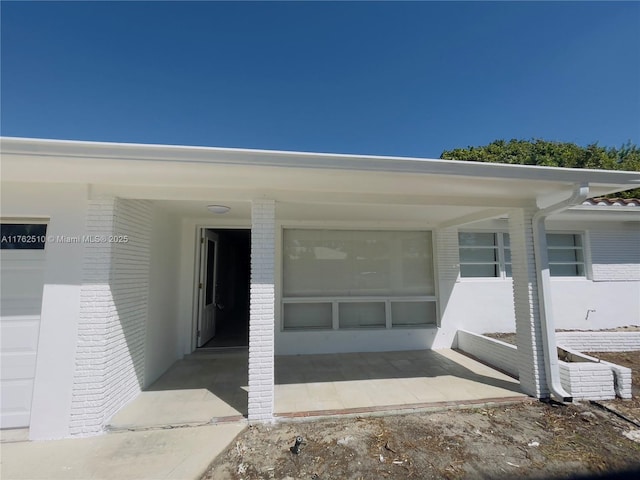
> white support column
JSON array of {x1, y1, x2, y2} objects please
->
[
  {"x1": 434, "y1": 227, "x2": 460, "y2": 328},
  {"x1": 508, "y1": 207, "x2": 549, "y2": 398},
  {"x1": 248, "y1": 199, "x2": 276, "y2": 422}
]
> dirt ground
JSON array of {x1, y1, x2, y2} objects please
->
[
  {"x1": 202, "y1": 400, "x2": 640, "y2": 480},
  {"x1": 203, "y1": 331, "x2": 640, "y2": 479},
  {"x1": 591, "y1": 351, "x2": 640, "y2": 425}
]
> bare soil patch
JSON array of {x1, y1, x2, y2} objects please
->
[
  {"x1": 591, "y1": 351, "x2": 640, "y2": 425},
  {"x1": 202, "y1": 401, "x2": 640, "y2": 480},
  {"x1": 485, "y1": 326, "x2": 640, "y2": 346}
]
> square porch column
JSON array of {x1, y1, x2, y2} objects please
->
[
  {"x1": 248, "y1": 199, "x2": 276, "y2": 422},
  {"x1": 508, "y1": 207, "x2": 549, "y2": 398}
]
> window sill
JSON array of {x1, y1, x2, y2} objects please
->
[{"x1": 457, "y1": 277, "x2": 513, "y2": 283}]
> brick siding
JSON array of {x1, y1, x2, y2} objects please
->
[
  {"x1": 248, "y1": 199, "x2": 276, "y2": 422},
  {"x1": 70, "y1": 198, "x2": 151, "y2": 436}
]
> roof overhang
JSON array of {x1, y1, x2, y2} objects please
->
[{"x1": 2, "y1": 137, "x2": 639, "y2": 213}]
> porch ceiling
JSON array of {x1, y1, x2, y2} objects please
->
[{"x1": 153, "y1": 198, "x2": 495, "y2": 225}]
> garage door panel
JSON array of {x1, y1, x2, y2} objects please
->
[
  {"x1": 0, "y1": 298, "x2": 43, "y2": 316},
  {"x1": 0, "y1": 380, "x2": 34, "y2": 429},
  {"x1": 1, "y1": 352, "x2": 37, "y2": 379},
  {"x1": 1, "y1": 321, "x2": 40, "y2": 352},
  {"x1": 1, "y1": 270, "x2": 45, "y2": 299},
  {"x1": 1, "y1": 244, "x2": 45, "y2": 429}
]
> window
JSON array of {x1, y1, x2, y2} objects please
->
[
  {"x1": 458, "y1": 231, "x2": 585, "y2": 278},
  {"x1": 0, "y1": 223, "x2": 47, "y2": 250},
  {"x1": 458, "y1": 232, "x2": 510, "y2": 278},
  {"x1": 282, "y1": 229, "x2": 437, "y2": 330},
  {"x1": 547, "y1": 233, "x2": 585, "y2": 277}
]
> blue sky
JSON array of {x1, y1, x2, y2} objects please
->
[{"x1": 1, "y1": 1, "x2": 639, "y2": 158}]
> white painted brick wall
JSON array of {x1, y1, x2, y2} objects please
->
[
  {"x1": 557, "y1": 332, "x2": 640, "y2": 352},
  {"x1": 457, "y1": 330, "x2": 631, "y2": 401},
  {"x1": 435, "y1": 228, "x2": 459, "y2": 324},
  {"x1": 70, "y1": 198, "x2": 152, "y2": 436},
  {"x1": 589, "y1": 229, "x2": 640, "y2": 282},
  {"x1": 456, "y1": 330, "x2": 519, "y2": 378},
  {"x1": 558, "y1": 361, "x2": 615, "y2": 400},
  {"x1": 248, "y1": 199, "x2": 276, "y2": 422},
  {"x1": 509, "y1": 208, "x2": 548, "y2": 397}
]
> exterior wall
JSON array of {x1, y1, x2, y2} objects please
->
[
  {"x1": 456, "y1": 330, "x2": 519, "y2": 377},
  {"x1": 70, "y1": 198, "x2": 152, "y2": 436},
  {"x1": 144, "y1": 205, "x2": 181, "y2": 387},
  {"x1": 442, "y1": 282, "x2": 516, "y2": 334},
  {"x1": 248, "y1": 199, "x2": 276, "y2": 422},
  {"x1": 449, "y1": 220, "x2": 640, "y2": 333},
  {"x1": 556, "y1": 332, "x2": 640, "y2": 352},
  {"x1": 590, "y1": 227, "x2": 640, "y2": 281},
  {"x1": 276, "y1": 329, "x2": 445, "y2": 355},
  {"x1": 1, "y1": 183, "x2": 88, "y2": 440}
]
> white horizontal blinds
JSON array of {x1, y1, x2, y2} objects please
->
[
  {"x1": 282, "y1": 230, "x2": 435, "y2": 330},
  {"x1": 547, "y1": 233, "x2": 585, "y2": 276},
  {"x1": 458, "y1": 232, "x2": 499, "y2": 277},
  {"x1": 283, "y1": 230, "x2": 435, "y2": 297}
]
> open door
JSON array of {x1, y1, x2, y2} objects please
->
[{"x1": 197, "y1": 229, "x2": 219, "y2": 347}]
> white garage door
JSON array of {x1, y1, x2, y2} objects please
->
[{"x1": 1, "y1": 223, "x2": 47, "y2": 429}]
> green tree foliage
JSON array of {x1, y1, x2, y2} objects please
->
[{"x1": 441, "y1": 139, "x2": 640, "y2": 198}]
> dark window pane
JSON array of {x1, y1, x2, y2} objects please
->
[
  {"x1": 1, "y1": 224, "x2": 47, "y2": 249},
  {"x1": 460, "y1": 264, "x2": 499, "y2": 277}
]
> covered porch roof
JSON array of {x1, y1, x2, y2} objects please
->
[{"x1": 2, "y1": 137, "x2": 639, "y2": 226}]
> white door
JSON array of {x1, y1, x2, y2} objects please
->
[
  {"x1": 197, "y1": 230, "x2": 219, "y2": 347},
  {"x1": 1, "y1": 245, "x2": 46, "y2": 429}
]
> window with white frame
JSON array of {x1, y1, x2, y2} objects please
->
[
  {"x1": 547, "y1": 233, "x2": 585, "y2": 277},
  {"x1": 458, "y1": 231, "x2": 585, "y2": 278},
  {"x1": 458, "y1": 232, "x2": 511, "y2": 278},
  {"x1": 282, "y1": 229, "x2": 437, "y2": 330}
]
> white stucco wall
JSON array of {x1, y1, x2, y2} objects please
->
[
  {"x1": 1, "y1": 182, "x2": 88, "y2": 440},
  {"x1": 450, "y1": 220, "x2": 640, "y2": 334},
  {"x1": 144, "y1": 204, "x2": 181, "y2": 387}
]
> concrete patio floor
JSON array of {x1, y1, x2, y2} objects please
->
[{"x1": 107, "y1": 349, "x2": 525, "y2": 430}]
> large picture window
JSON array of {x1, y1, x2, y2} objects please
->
[{"x1": 282, "y1": 229, "x2": 436, "y2": 330}]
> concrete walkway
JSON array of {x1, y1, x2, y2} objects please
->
[{"x1": 0, "y1": 423, "x2": 245, "y2": 480}]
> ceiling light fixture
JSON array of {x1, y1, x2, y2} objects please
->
[{"x1": 207, "y1": 205, "x2": 231, "y2": 214}]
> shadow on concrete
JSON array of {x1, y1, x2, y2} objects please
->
[
  {"x1": 114, "y1": 348, "x2": 523, "y2": 429},
  {"x1": 275, "y1": 349, "x2": 521, "y2": 395}
]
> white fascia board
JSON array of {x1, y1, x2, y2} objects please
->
[{"x1": 2, "y1": 136, "x2": 639, "y2": 190}]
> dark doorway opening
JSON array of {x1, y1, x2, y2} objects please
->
[{"x1": 199, "y1": 228, "x2": 251, "y2": 349}]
